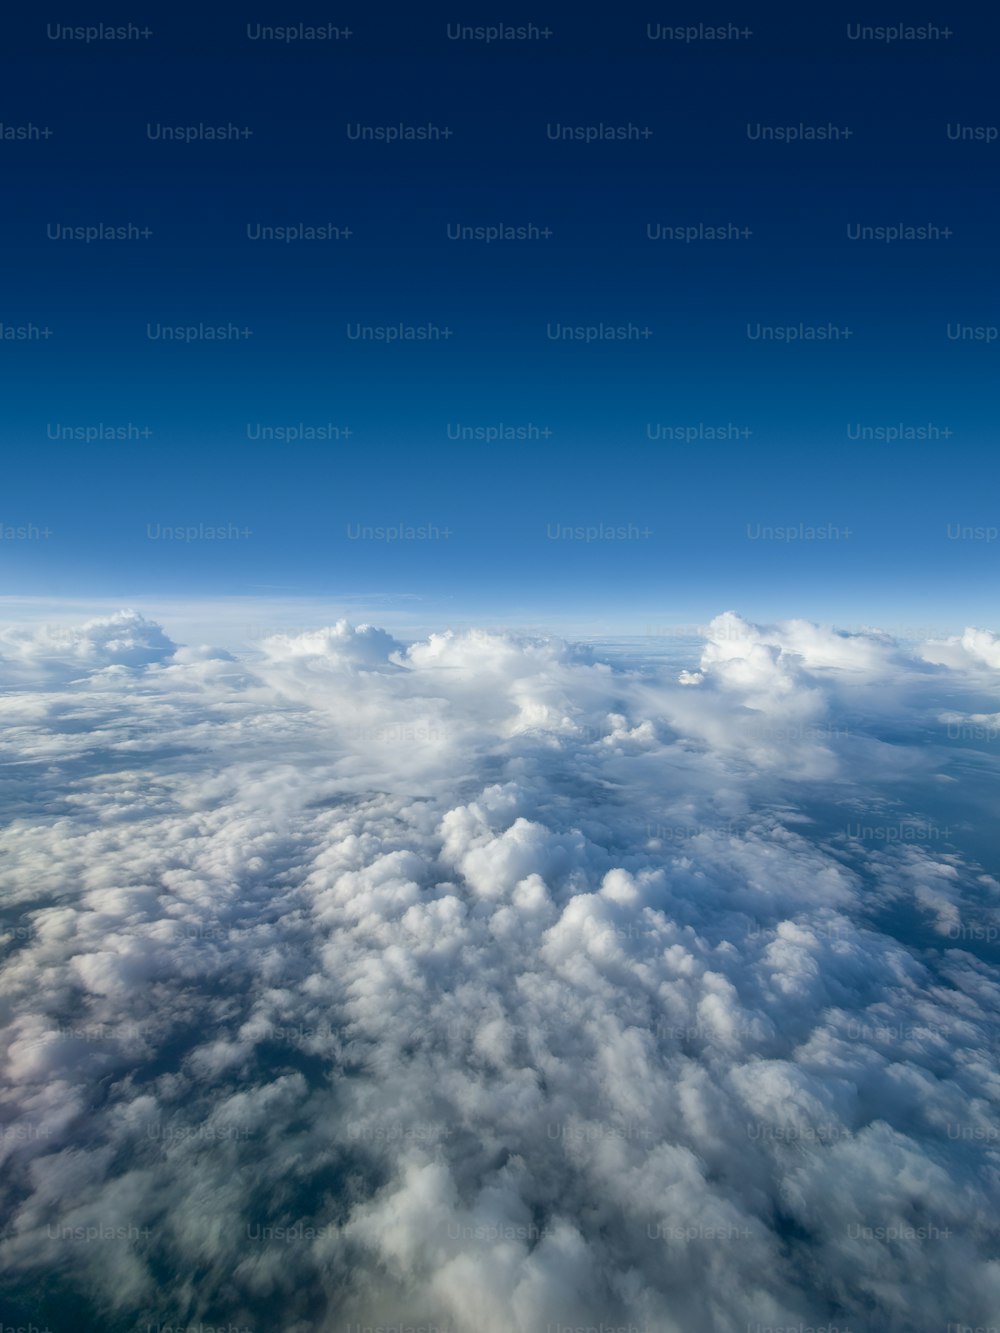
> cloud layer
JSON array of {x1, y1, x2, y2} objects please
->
[{"x1": 1, "y1": 610, "x2": 999, "y2": 1333}]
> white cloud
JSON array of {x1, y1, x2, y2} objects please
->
[
  {"x1": 0, "y1": 609, "x2": 177, "y2": 676},
  {"x1": 921, "y1": 625, "x2": 1000, "y2": 670},
  {"x1": 0, "y1": 610, "x2": 998, "y2": 1332}
]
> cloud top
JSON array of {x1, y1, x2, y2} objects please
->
[{"x1": 0, "y1": 610, "x2": 998, "y2": 1332}]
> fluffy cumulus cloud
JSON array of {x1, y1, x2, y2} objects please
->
[
  {"x1": 1, "y1": 610, "x2": 999, "y2": 1333},
  {"x1": 921, "y1": 625, "x2": 1000, "y2": 672},
  {"x1": 0, "y1": 608, "x2": 177, "y2": 676}
]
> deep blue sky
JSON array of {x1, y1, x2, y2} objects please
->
[{"x1": 3, "y1": 2, "x2": 998, "y2": 631}]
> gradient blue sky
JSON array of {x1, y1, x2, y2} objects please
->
[{"x1": 4, "y1": 2, "x2": 998, "y2": 635}]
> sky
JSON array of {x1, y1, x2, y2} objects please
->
[
  {"x1": 3, "y1": 10, "x2": 1000, "y2": 1333},
  {"x1": 3, "y1": 1, "x2": 999, "y2": 636}
]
